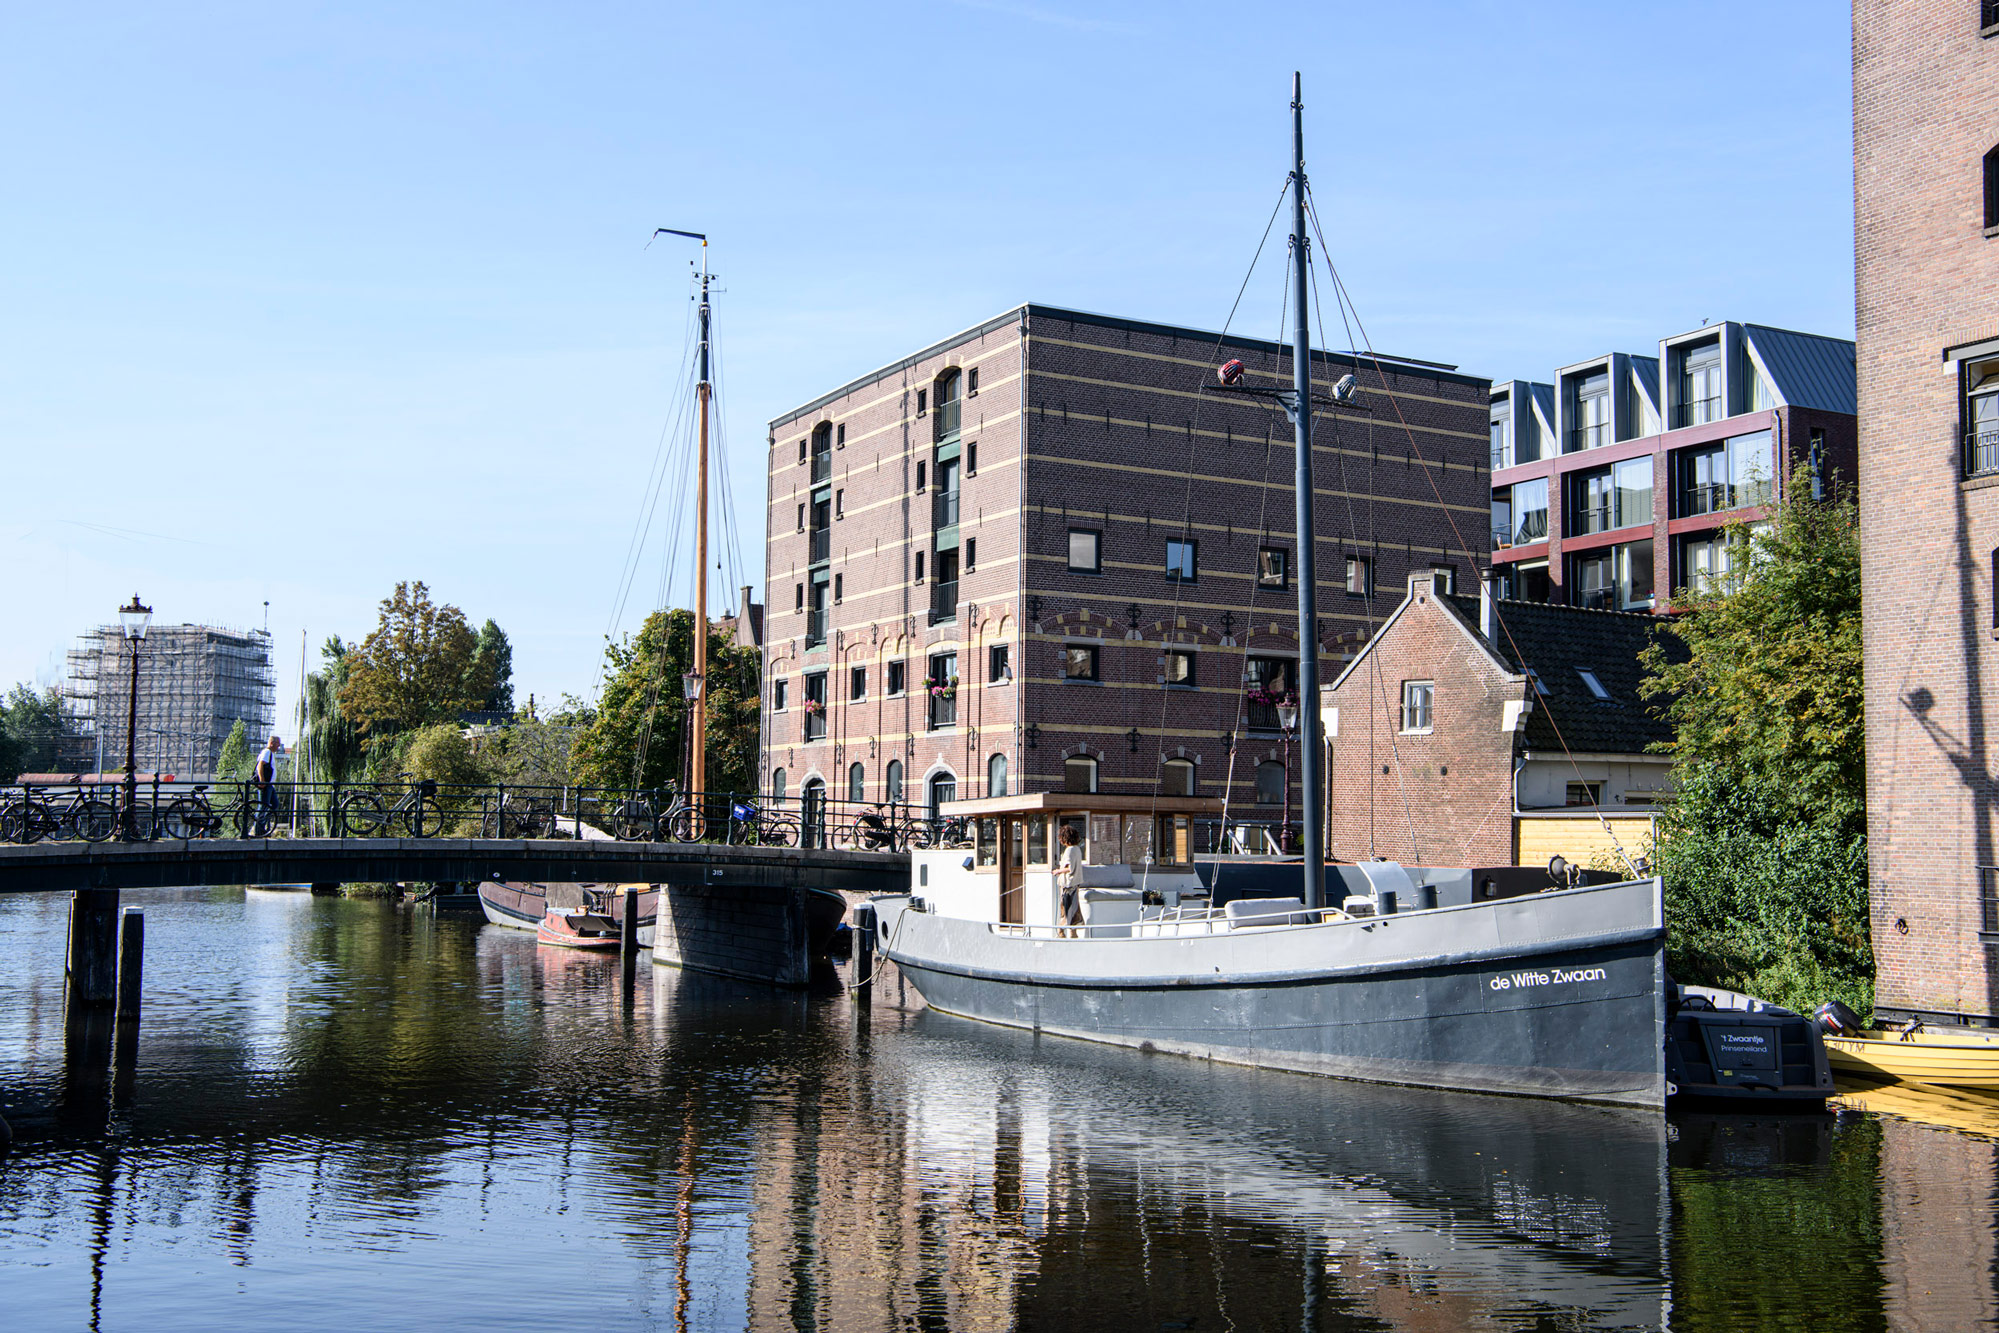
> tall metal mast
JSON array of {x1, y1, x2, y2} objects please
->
[
  {"x1": 1288, "y1": 73, "x2": 1326, "y2": 909},
  {"x1": 654, "y1": 228, "x2": 713, "y2": 798}
]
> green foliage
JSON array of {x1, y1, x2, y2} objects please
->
[
  {"x1": 1653, "y1": 764, "x2": 1873, "y2": 1016},
  {"x1": 1640, "y1": 476, "x2": 1872, "y2": 1015},
  {"x1": 0, "y1": 684, "x2": 67, "y2": 782},
  {"x1": 215, "y1": 720, "x2": 254, "y2": 780},
  {"x1": 402, "y1": 722, "x2": 495, "y2": 788},
  {"x1": 573, "y1": 608, "x2": 760, "y2": 794},
  {"x1": 482, "y1": 716, "x2": 577, "y2": 787},
  {"x1": 468, "y1": 619, "x2": 514, "y2": 714},
  {"x1": 304, "y1": 637, "x2": 366, "y2": 784},
  {"x1": 339, "y1": 582, "x2": 482, "y2": 746}
]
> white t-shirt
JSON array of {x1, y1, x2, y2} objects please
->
[
  {"x1": 256, "y1": 745, "x2": 282, "y2": 782},
  {"x1": 1058, "y1": 844, "x2": 1084, "y2": 887}
]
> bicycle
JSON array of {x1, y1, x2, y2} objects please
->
[
  {"x1": 662, "y1": 789, "x2": 712, "y2": 843},
  {"x1": 158, "y1": 783, "x2": 256, "y2": 839},
  {"x1": 611, "y1": 790, "x2": 664, "y2": 841},
  {"x1": 3, "y1": 785, "x2": 118, "y2": 843},
  {"x1": 481, "y1": 792, "x2": 557, "y2": 838},
  {"x1": 337, "y1": 776, "x2": 445, "y2": 838},
  {"x1": 724, "y1": 798, "x2": 798, "y2": 847}
]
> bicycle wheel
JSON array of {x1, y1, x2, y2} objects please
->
[
  {"x1": 75, "y1": 799, "x2": 118, "y2": 843},
  {"x1": 129, "y1": 804, "x2": 158, "y2": 841},
  {"x1": 338, "y1": 792, "x2": 386, "y2": 837},
  {"x1": 760, "y1": 816, "x2": 799, "y2": 848},
  {"x1": 0, "y1": 799, "x2": 32, "y2": 843},
  {"x1": 612, "y1": 800, "x2": 656, "y2": 842},
  {"x1": 396, "y1": 797, "x2": 445, "y2": 838},
  {"x1": 160, "y1": 797, "x2": 199, "y2": 840},
  {"x1": 907, "y1": 820, "x2": 936, "y2": 850},
  {"x1": 666, "y1": 806, "x2": 709, "y2": 842}
]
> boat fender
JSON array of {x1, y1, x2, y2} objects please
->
[{"x1": 1814, "y1": 1000, "x2": 1864, "y2": 1036}]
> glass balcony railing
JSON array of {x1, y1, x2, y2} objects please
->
[
  {"x1": 1670, "y1": 398, "x2": 1723, "y2": 430},
  {"x1": 810, "y1": 450, "x2": 832, "y2": 484},
  {"x1": 929, "y1": 579, "x2": 958, "y2": 625},
  {"x1": 805, "y1": 606, "x2": 827, "y2": 647},
  {"x1": 809, "y1": 528, "x2": 830, "y2": 564},
  {"x1": 933, "y1": 488, "x2": 960, "y2": 529},
  {"x1": 1568, "y1": 422, "x2": 1610, "y2": 452},
  {"x1": 1572, "y1": 503, "x2": 1612, "y2": 535}
]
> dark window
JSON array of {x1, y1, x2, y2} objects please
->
[
  {"x1": 1063, "y1": 644, "x2": 1100, "y2": 681},
  {"x1": 927, "y1": 773, "x2": 956, "y2": 817},
  {"x1": 835, "y1": 488, "x2": 844, "y2": 517},
  {"x1": 1254, "y1": 761, "x2": 1284, "y2": 805},
  {"x1": 1165, "y1": 538, "x2": 1198, "y2": 582},
  {"x1": 887, "y1": 661, "x2": 906, "y2": 696},
  {"x1": 1674, "y1": 341, "x2": 1723, "y2": 428},
  {"x1": 1162, "y1": 758, "x2": 1195, "y2": 797},
  {"x1": 967, "y1": 441, "x2": 977, "y2": 474},
  {"x1": 1986, "y1": 1, "x2": 1999, "y2": 32},
  {"x1": 836, "y1": 422, "x2": 845, "y2": 446},
  {"x1": 810, "y1": 423, "x2": 832, "y2": 483},
  {"x1": 915, "y1": 388, "x2": 926, "y2": 416},
  {"x1": 771, "y1": 766, "x2": 786, "y2": 800},
  {"x1": 934, "y1": 369, "x2": 961, "y2": 441},
  {"x1": 1345, "y1": 555, "x2": 1372, "y2": 597},
  {"x1": 1569, "y1": 370, "x2": 1610, "y2": 450},
  {"x1": 968, "y1": 366, "x2": 979, "y2": 397},
  {"x1": 833, "y1": 573, "x2": 842, "y2": 603},
  {"x1": 796, "y1": 503, "x2": 805, "y2": 533},
  {"x1": 804, "y1": 672, "x2": 827, "y2": 740},
  {"x1": 1257, "y1": 546, "x2": 1288, "y2": 588},
  {"x1": 931, "y1": 547, "x2": 959, "y2": 624},
  {"x1": 850, "y1": 666, "x2": 866, "y2": 700},
  {"x1": 1571, "y1": 468, "x2": 1614, "y2": 535},
  {"x1": 1068, "y1": 528, "x2": 1101, "y2": 574},
  {"x1": 885, "y1": 759, "x2": 903, "y2": 804},
  {"x1": 988, "y1": 643, "x2": 1010, "y2": 683},
  {"x1": 915, "y1": 460, "x2": 926, "y2": 492},
  {"x1": 1164, "y1": 650, "x2": 1194, "y2": 686},
  {"x1": 932, "y1": 454, "x2": 959, "y2": 527},
  {"x1": 1064, "y1": 756, "x2": 1099, "y2": 794},
  {"x1": 798, "y1": 439, "x2": 807, "y2": 465},
  {"x1": 1987, "y1": 144, "x2": 1999, "y2": 229},
  {"x1": 987, "y1": 753, "x2": 1007, "y2": 797},
  {"x1": 809, "y1": 490, "x2": 830, "y2": 562},
  {"x1": 848, "y1": 762, "x2": 865, "y2": 804},
  {"x1": 806, "y1": 575, "x2": 829, "y2": 647},
  {"x1": 914, "y1": 551, "x2": 925, "y2": 583},
  {"x1": 1245, "y1": 656, "x2": 1293, "y2": 730},
  {"x1": 1566, "y1": 782, "x2": 1603, "y2": 807},
  {"x1": 773, "y1": 679, "x2": 788, "y2": 711},
  {"x1": 964, "y1": 537, "x2": 976, "y2": 570},
  {"x1": 794, "y1": 583, "x2": 804, "y2": 611},
  {"x1": 927, "y1": 652, "x2": 957, "y2": 729}
]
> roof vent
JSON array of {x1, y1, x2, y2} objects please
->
[{"x1": 1577, "y1": 669, "x2": 1611, "y2": 701}]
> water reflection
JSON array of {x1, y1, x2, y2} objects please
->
[{"x1": 0, "y1": 891, "x2": 1995, "y2": 1330}]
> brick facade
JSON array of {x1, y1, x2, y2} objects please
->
[
  {"x1": 762, "y1": 305, "x2": 1490, "y2": 818},
  {"x1": 1856, "y1": 1, "x2": 1999, "y2": 1020}
]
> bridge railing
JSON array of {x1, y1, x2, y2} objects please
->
[{"x1": 0, "y1": 778, "x2": 960, "y2": 853}]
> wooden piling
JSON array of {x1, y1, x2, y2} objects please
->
[
  {"x1": 66, "y1": 889, "x2": 120, "y2": 1008},
  {"x1": 117, "y1": 908, "x2": 144, "y2": 1023},
  {"x1": 852, "y1": 902, "x2": 876, "y2": 1004},
  {"x1": 620, "y1": 886, "x2": 640, "y2": 991}
]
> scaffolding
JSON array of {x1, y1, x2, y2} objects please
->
[{"x1": 61, "y1": 623, "x2": 277, "y2": 778}]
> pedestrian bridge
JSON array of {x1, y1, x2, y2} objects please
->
[{"x1": 0, "y1": 836, "x2": 908, "y2": 896}]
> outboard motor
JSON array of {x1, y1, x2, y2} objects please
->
[{"x1": 1814, "y1": 1000, "x2": 1864, "y2": 1037}]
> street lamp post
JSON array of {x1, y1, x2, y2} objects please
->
[
  {"x1": 117, "y1": 595, "x2": 152, "y2": 841},
  {"x1": 1276, "y1": 695, "x2": 1300, "y2": 855},
  {"x1": 680, "y1": 670, "x2": 704, "y2": 799}
]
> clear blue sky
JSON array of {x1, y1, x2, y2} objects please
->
[{"x1": 1, "y1": 1, "x2": 1853, "y2": 729}]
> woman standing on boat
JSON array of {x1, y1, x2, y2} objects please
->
[{"x1": 1056, "y1": 824, "x2": 1084, "y2": 935}]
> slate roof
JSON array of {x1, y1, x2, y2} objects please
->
[
  {"x1": 1742, "y1": 324, "x2": 1858, "y2": 415},
  {"x1": 1443, "y1": 596, "x2": 1684, "y2": 756}
]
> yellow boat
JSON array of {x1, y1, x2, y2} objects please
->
[
  {"x1": 1822, "y1": 1026, "x2": 1999, "y2": 1089},
  {"x1": 1833, "y1": 1078, "x2": 1999, "y2": 1139}
]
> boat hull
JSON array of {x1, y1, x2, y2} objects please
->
[
  {"x1": 879, "y1": 878, "x2": 1667, "y2": 1107},
  {"x1": 1825, "y1": 1029, "x2": 1999, "y2": 1088}
]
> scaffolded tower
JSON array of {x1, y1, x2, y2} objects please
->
[{"x1": 61, "y1": 623, "x2": 277, "y2": 777}]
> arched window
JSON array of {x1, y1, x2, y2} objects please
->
[
  {"x1": 1254, "y1": 761, "x2": 1285, "y2": 806},
  {"x1": 885, "y1": 759, "x2": 904, "y2": 806},
  {"x1": 988, "y1": 753, "x2": 1008, "y2": 797},
  {"x1": 927, "y1": 771, "x2": 957, "y2": 819},
  {"x1": 802, "y1": 777, "x2": 826, "y2": 848},
  {"x1": 810, "y1": 422, "x2": 833, "y2": 481},
  {"x1": 771, "y1": 767, "x2": 787, "y2": 802},
  {"x1": 1162, "y1": 758, "x2": 1195, "y2": 797},
  {"x1": 934, "y1": 368, "x2": 961, "y2": 442},
  {"x1": 1064, "y1": 755, "x2": 1098, "y2": 794},
  {"x1": 848, "y1": 762, "x2": 865, "y2": 804}
]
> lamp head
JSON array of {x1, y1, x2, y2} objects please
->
[
  {"x1": 681, "y1": 670, "x2": 704, "y2": 702},
  {"x1": 1331, "y1": 373, "x2": 1358, "y2": 403},
  {"x1": 1276, "y1": 697, "x2": 1300, "y2": 731},
  {"x1": 118, "y1": 594, "x2": 153, "y2": 641}
]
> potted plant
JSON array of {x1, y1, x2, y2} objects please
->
[{"x1": 929, "y1": 674, "x2": 959, "y2": 701}]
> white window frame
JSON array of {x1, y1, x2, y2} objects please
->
[{"x1": 1400, "y1": 680, "x2": 1434, "y2": 735}]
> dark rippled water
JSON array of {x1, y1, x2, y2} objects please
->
[{"x1": 3, "y1": 889, "x2": 1998, "y2": 1330}]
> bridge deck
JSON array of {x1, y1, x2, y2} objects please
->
[{"x1": 0, "y1": 837, "x2": 910, "y2": 895}]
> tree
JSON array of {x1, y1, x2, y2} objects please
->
[
  {"x1": 304, "y1": 636, "x2": 365, "y2": 784},
  {"x1": 573, "y1": 609, "x2": 761, "y2": 794},
  {"x1": 1639, "y1": 476, "x2": 1870, "y2": 1015},
  {"x1": 216, "y1": 720, "x2": 253, "y2": 780},
  {"x1": 468, "y1": 619, "x2": 514, "y2": 715},
  {"x1": 0, "y1": 685, "x2": 67, "y2": 782},
  {"x1": 339, "y1": 582, "x2": 481, "y2": 746}
]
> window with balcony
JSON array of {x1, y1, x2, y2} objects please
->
[
  {"x1": 1490, "y1": 398, "x2": 1513, "y2": 470},
  {"x1": 927, "y1": 652, "x2": 957, "y2": 729},
  {"x1": 1345, "y1": 555, "x2": 1373, "y2": 597},
  {"x1": 1400, "y1": 680, "x2": 1434, "y2": 734},
  {"x1": 1065, "y1": 755, "x2": 1099, "y2": 794},
  {"x1": 1674, "y1": 342, "x2": 1723, "y2": 428},
  {"x1": 1164, "y1": 650, "x2": 1194, "y2": 687},
  {"x1": 931, "y1": 547, "x2": 959, "y2": 624},
  {"x1": 803, "y1": 671, "x2": 828, "y2": 740},
  {"x1": 934, "y1": 369, "x2": 961, "y2": 442},
  {"x1": 1966, "y1": 357, "x2": 1999, "y2": 477},
  {"x1": 1569, "y1": 371, "x2": 1610, "y2": 451},
  {"x1": 806, "y1": 574, "x2": 829, "y2": 647},
  {"x1": 810, "y1": 423, "x2": 833, "y2": 483},
  {"x1": 1245, "y1": 656, "x2": 1293, "y2": 731},
  {"x1": 1165, "y1": 538, "x2": 1198, "y2": 583},
  {"x1": 1571, "y1": 468, "x2": 1614, "y2": 535},
  {"x1": 1068, "y1": 528, "x2": 1102, "y2": 573},
  {"x1": 1498, "y1": 559, "x2": 1550, "y2": 603},
  {"x1": 988, "y1": 643, "x2": 1010, "y2": 683},
  {"x1": 1571, "y1": 540, "x2": 1653, "y2": 611},
  {"x1": 1257, "y1": 546, "x2": 1288, "y2": 588},
  {"x1": 1681, "y1": 532, "x2": 1746, "y2": 594},
  {"x1": 933, "y1": 454, "x2": 960, "y2": 528},
  {"x1": 1676, "y1": 430, "x2": 1772, "y2": 515},
  {"x1": 850, "y1": 666, "x2": 866, "y2": 701},
  {"x1": 1063, "y1": 644, "x2": 1100, "y2": 681},
  {"x1": 1508, "y1": 478, "x2": 1548, "y2": 545},
  {"x1": 809, "y1": 490, "x2": 831, "y2": 563}
]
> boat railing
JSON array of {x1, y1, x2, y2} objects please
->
[{"x1": 990, "y1": 901, "x2": 1346, "y2": 940}]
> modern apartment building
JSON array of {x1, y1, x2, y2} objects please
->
[
  {"x1": 761, "y1": 304, "x2": 1489, "y2": 819},
  {"x1": 1855, "y1": 1, "x2": 1999, "y2": 1024},
  {"x1": 1489, "y1": 322, "x2": 1856, "y2": 611}
]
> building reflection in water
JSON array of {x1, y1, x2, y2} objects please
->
[{"x1": 0, "y1": 891, "x2": 1997, "y2": 1331}]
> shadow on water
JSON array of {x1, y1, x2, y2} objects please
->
[{"x1": 0, "y1": 889, "x2": 1997, "y2": 1330}]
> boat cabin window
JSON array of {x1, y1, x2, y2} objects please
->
[
  {"x1": 976, "y1": 818, "x2": 999, "y2": 868},
  {"x1": 1064, "y1": 755, "x2": 1099, "y2": 793},
  {"x1": 1056, "y1": 814, "x2": 1088, "y2": 861},
  {"x1": 1026, "y1": 814, "x2": 1049, "y2": 865},
  {"x1": 1156, "y1": 814, "x2": 1192, "y2": 865},
  {"x1": 1009, "y1": 818, "x2": 1025, "y2": 872}
]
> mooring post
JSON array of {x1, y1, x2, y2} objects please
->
[
  {"x1": 852, "y1": 902, "x2": 876, "y2": 1005},
  {"x1": 621, "y1": 886, "x2": 639, "y2": 991},
  {"x1": 116, "y1": 908, "x2": 144, "y2": 1023},
  {"x1": 66, "y1": 888, "x2": 120, "y2": 1008}
]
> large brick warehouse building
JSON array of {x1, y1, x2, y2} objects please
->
[
  {"x1": 1857, "y1": 1, "x2": 1999, "y2": 1025},
  {"x1": 760, "y1": 304, "x2": 1490, "y2": 822}
]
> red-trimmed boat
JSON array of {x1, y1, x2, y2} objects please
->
[{"x1": 479, "y1": 880, "x2": 657, "y2": 950}]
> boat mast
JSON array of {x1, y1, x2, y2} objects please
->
[
  {"x1": 692, "y1": 242, "x2": 711, "y2": 801},
  {"x1": 1288, "y1": 72, "x2": 1326, "y2": 909}
]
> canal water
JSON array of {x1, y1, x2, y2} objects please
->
[{"x1": 3, "y1": 890, "x2": 1997, "y2": 1331}]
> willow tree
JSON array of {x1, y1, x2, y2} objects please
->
[
  {"x1": 573, "y1": 609, "x2": 760, "y2": 794},
  {"x1": 304, "y1": 636, "x2": 365, "y2": 783},
  {"x1": 339, "y1": 582, "x2": 485, "y2": 749}
]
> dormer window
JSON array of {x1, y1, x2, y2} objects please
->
[
  {"x1": 1569, "y1": 371, "x2": 1609, "y2": 451},
  {"x1": 1675, "y1": 341, "x2": 1724, "y2": 428},
  {"x1": 1490, "y1": 396, "x2": 1513, "y2": 470}
]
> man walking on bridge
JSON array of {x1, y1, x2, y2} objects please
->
[{"x1": 253, "y1": 735, "x2": 284, "y2": 836}]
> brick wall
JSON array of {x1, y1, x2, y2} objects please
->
[
  {"x1": 1321, "y1": 591, "x2": 1522, "y2": 866},
  {"x1": 1856, "y1": 0, "x2": 1999, "y2": 1018}
]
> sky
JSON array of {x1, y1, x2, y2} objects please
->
[{"x1": 0, "y1": 1, "x2": 1855, "y2": 732}]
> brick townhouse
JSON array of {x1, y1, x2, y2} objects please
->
[
  {"x1": 1489, "y1": 321, "x2": 1855, "y2": 610},
  {"x1": 1856, "y1": 1, "x2": 1999, "y2": 1024},
  {"x1": 760, "y1": 304, "x2": 1489, "y2": 820},
  {"x1": 1321, "y1": 585, "x2": 1678, "y2": 871}
]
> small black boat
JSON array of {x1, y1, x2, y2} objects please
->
[{"x1": 1664, "y1": 984, "x2": 1835, "y2": 1109}]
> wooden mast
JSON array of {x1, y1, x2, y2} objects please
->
[{"x1": 691, "y1": 240, "x2": 712, "y2": 800}]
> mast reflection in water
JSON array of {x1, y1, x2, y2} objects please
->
[{"x1": 0, "y1": 889, "x2": 1992, "y2": 1330}]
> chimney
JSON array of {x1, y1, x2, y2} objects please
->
[{"x1": 1479, "y1": 569, "x2": 1496, "y2": 642}]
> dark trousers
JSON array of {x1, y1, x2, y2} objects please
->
[{"x1": 255, "y1": 780, "x2": 278, "y2": 833}]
